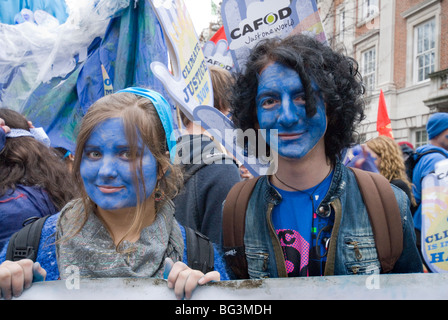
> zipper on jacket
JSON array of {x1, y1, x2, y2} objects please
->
[{"x1": 348, "y1": 241, "x2": 363, "y2": 260}]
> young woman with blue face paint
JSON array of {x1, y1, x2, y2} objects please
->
[
  {"x1": 226, "y1": 34, "x2": 422, "y2": 278},
  {"x1": 0, "y1": 89, "x2": 224, "y2": 300}
]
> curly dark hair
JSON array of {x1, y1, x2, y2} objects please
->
[
  {"x1": 231, "y1": 34, "x2": 366, "y2": 165},
  {"x1": 0, "y1": 108, "x2": 78, "y2": 210}
]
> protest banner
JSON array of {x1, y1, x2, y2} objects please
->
[
  {"x1": 421, "y1": 159, "x2": 448, "y2": 273},
  {"x1": 149, "y1": 0, "x2": 214, "y2": 122},
  {"x1": 221, "y1": 0, "x2": 326, "y2": 72},
  {"x1": 0, "y1": 1, "x2": 168, "y2": 153},
  {"x1": 202, "y1": 26, "x2": 234, "y2": 72},
  {"x1": 13, "y1": 273, "x2": 448, "y2": 300}
]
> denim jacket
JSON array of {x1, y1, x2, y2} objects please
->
[{"x1": 242, "y1": 161, "x2": 423, "y2": 279}]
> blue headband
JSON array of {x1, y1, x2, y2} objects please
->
[{"x1": 117, "y1": 87, "x2": 176, "y2": 162}]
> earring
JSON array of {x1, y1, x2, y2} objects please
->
[{"x1": 154, "y1": 186, "x2": 164, "y2": 202}]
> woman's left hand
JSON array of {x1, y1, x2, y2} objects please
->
[{"x1": 164, "y1": 258, "x2": 220, "y2": 300}]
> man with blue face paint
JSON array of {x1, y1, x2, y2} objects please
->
[
  {"x1": 225, "y1": 34, "x2": 422, "y2": 278},
  {"x1": 256, "y1": 62, "x2": 327, "y2": 161}
]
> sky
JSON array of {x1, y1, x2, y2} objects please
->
[{"x1": 184, "y1": 0, "x2": 214, "y2": 34}]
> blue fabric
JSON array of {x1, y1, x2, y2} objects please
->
[
  {"x1": 0, "y1": 0, "x2": 68, "y2": 25},
  {"x1": 0, "y1": 212, "x2": 229, "y2": 282},
  {"x1": 0, "y1": 185, "x2": 58, "y2": 252},
  {"x1": 412, "y1": 144, "x2": 448, "y2": 230},
  {"x1": 10, "y1": 1, "x2": 170, "y2": 154}
]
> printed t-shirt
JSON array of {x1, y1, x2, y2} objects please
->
[{"x1": 272, "y1": 171, "x2": 333, "y2": 277}]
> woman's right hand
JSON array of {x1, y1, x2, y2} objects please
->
[{"x1": 0, "y1": 259, "x2": 46, "y2": 300}]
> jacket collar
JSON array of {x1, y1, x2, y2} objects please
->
[{"x1": 261, "y1": 160, "x2": 347, "y2": 207}]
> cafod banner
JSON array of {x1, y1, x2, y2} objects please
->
[
  {"x1": 221, "y1": 0, "x2": 326, "y2": 72},
  {"x1": 149, "y1": 0, "x2": 213, "y2": 121},
  {"x1": 202, "y1": 39, "x2": 234, "y2": 72},
  {"x1": 421, "y1": 159, "x2": 448, "y2": 273}
]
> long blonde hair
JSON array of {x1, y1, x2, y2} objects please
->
[
  {"x1": 66, "y1": 92, "x2": 182, "y2": 251},
  {"x1": 366, "y1": 136, "x2": 416, "y2": 206}
]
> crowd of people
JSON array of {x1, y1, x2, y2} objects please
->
[{"x1": 0, "y1": 34, "x2": 447, "y2": 300}]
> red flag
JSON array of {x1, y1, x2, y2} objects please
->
[
  {"x1": 377, "y1": 90, "x2": 394, "y2": 139},
  {"x1": 210, "y1": 26, "x2": 227, "y2": 44}
]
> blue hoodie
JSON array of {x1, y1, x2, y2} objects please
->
[{"x1": 412, "y1": 144, "x2": 448, "y2": 230}]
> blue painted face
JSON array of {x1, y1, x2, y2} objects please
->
[
  {"x1": 256, "y1": 62, "x2": 327, "y2": 159},
  {"x1": 80, "y1": 118, "x2": 158, "y2": 211}
]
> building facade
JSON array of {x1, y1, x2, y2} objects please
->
[{"x1": 318, "y1": 0, "x2": 448, "y2": 147}]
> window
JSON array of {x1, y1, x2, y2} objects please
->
[
  {"x1": 415, "y1": 129, "x2": 428, "y2": 148},
  {"x1": 362, "y1": 47, "x2": 376, "y2": 93},
  {"x1": 337, "y1": 7, "x2": 346, "y2": 41},
  {"x1": 415, "y1": 18, "x2": 436, "y2": 82},
  {"x1": 362, "y1": 0, "x2": 379, "y2": 21},
  {"x1": 404, "y1": 1, "x2": 440, "y2": 87}
]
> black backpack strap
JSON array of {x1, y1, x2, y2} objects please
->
[
  {"x1": 413, "y1": 149, "x2": 448, "y2": 183},
  {"x1": 5, "y1": 216, "x2": 49, "y2": 262},
  {"x1": 415, "y1": 149, "x2": 447, "y2": 166},
  {"x1": 185, "y1": 226, "x2": 214, "y2": 274}
]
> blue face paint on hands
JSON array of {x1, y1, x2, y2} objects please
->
[
  {"x1": 256, "y1": 62, "x2": 327, "y2": 159},
  {"x1": 80, "y1": 118, "x2": 158, "y2": 211}
]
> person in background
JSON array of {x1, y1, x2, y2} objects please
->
[
  {"x1": 173, "y1": 65, "x2": 241, "y2": 244},
  {"x1": 0, "y1": 88, "x2": 225, "y2": 300},
  {"x1": 0, "y1": 108, "x2": 77, "y2": 251},
  {"x1": 398, "y1": 141, "x2": 414, "y2": 162},
  {"x1": 398, "y1": 141, "x2": 415, "y2": 182},
  {"x1": 411, "y1": 113, "x2": 448, "y2": 257},
  {"x1": 365, "y1": 136, "x2": 416, "y2": 207}
]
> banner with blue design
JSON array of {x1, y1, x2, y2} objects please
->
[{"x1": 0, "y1": 0, "x2": 169, "y2": 153}]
